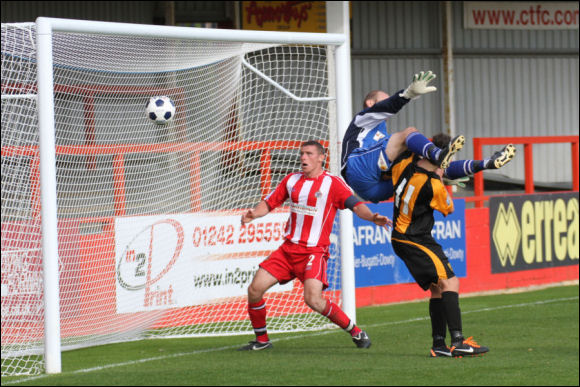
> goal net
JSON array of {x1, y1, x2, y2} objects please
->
[{"x1": 1, "y1": 21, "x2": 346, "y2": 376}]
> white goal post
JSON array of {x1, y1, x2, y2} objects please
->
[{"x1": 1, "y1": 3, "x2": 354, "y2": 376}]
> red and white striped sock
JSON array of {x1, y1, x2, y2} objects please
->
[
  {"x1": 248, "y1": 299, "x2": 269, "y2": 343},
  {"x1": 322, "y1": 300, "x2": 361, "y2": 337}
]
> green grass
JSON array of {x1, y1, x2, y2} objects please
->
[{"x1": 4, "y1": 284, "x2": 579, "y2": 386}]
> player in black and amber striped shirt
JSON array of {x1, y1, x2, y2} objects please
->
[
  {"x1": 389, "y1": 150, "x2": 489, "y2": 358},
  {"x1": 390, "y1": 151, "x2": 454, "y2": 238}
]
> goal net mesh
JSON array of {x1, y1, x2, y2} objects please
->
[{"x1": 1, "y1": 23, "x2": 342, "y2": 376}]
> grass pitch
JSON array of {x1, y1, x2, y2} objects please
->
[{"x1": 5, "y1": 284, "x2": 578, "y2": 386}]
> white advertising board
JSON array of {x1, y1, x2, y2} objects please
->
[{"x1": 114, "y1": 212, "x2": 293, "y2": 313}]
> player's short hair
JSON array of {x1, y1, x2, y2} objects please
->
[
  {"x1": 301, "y1": 140, "x2": 326, "y2": 155},
  {"x1": 432, "y1": 132, "x2": 451, "y2": 149},
  {"x1": 363, "y1": 90, "x2": 385, "y2": 109}
]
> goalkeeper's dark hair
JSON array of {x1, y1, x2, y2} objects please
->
[
  {"x1": 301, "y1": 140, "x2": 326, "y2": 155},
  {"x1": 432, "y1": 132, "x2": 451, "y2": 149}
]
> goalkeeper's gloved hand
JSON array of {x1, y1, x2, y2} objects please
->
[
  {"x1": 442, "y1": 176, "x2": 470, "y2": 188},
  {"x1": 399, "y1": 70, "x2": 437, "y2": 100}
]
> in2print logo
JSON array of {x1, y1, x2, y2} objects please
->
[{"x1": 117, "y1": 219, "x2": 183, "y2": 308}]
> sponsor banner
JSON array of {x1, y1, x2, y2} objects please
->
[
  {"x1": 353, "y1": 200, "x2": 467, "y2": 288},
  {"x1": 1, "y1": 222, "x2": 44, "y2": 322},
  {"x1": 490, "y1": 192, "x2": 579, "y2": 273},
  {"x1": 0, "y1": 248, "x2": 43, "y2": 319},
  {"x1": 241, "y1": 1, "x2": 327, "y2": 32},
  {"x1": 115, "y1": 213, "x2": 293, "y2": 313},
  {"x1": 464, "y1": 2, "x2": 579, "y2": 30}
]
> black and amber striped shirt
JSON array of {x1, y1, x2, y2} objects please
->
[{"x1": 390, "y1": 151, "x2": 454, "y2": 237}]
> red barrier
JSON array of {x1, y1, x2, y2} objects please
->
[
  {"x1": 472, "y1": 136, "x2": 579, "y2": 207},
  {"x1": 1, "y1": 140, "x2": 330, "y2": 217},
  {"x1": 4, "y1": 201, "x2": 576, "y2": 339}
]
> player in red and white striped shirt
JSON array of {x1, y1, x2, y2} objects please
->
[{"x1": 238, "y1": 141, "x2": 390, "y2": 351}]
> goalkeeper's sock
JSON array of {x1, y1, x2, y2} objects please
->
[
  {"x1": 322, "y1": 300, "x2": 360, "y2": 336},
  {"x1": 405, "y1": 131, "x2": 441, "y2": 161},
  {"x1": 248, "y1": 299, "x2": 269, "y2": 343},
  {"x1": 444, "y1": 160, "x2": 486, "y2": 179}
]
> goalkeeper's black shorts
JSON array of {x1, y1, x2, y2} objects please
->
[{"x1": 391, "y1": 231, "x2": 456, "y2": 291}]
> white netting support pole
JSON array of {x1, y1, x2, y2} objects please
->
[
  {"x1": 36, "y1": 17, "x2": 62, "y2": 374},
  {"x1": 327, "y1": 2, "x2": 356, "y2": 323}
]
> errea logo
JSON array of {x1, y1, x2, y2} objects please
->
[
  {"x1": 489, "y1": 193, "x2": 579, "y2": 273},
  {"x1": 492, "y1": 202, "x2": 521, "y2": 267}
]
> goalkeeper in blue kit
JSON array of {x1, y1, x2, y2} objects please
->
[{"x1": 340, "y1": 71, "x2": 515, "y2": 203}]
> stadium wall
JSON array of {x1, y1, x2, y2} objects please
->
[
  {"x1": 57, "y1": 193, "x2": 580, "y2": 315},
  {"x1": 3, "y1": 192, "x2": 576, "y2": 337}
]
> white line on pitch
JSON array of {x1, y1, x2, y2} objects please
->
[{"x1": 4, "y1": 295, "x2": 578, "y2": 385}]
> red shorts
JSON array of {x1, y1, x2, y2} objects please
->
[{"x1": 260, "y1": 240, "x2": 330, "y2": 289}]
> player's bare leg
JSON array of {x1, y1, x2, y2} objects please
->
[
  {"x1": 247, "y1": 268, "x2": 278, "y2": 304},
  {"x1": 385, "y1": 126, "x2": 417, "y2": 162}
]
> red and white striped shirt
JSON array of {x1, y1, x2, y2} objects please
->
[{"x1": 265, "y1": 171, "x2": 357, "y2": 250}]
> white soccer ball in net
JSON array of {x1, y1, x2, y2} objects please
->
[{"x1": 146, "y1": 96, "x2": 176, "y2": 124}]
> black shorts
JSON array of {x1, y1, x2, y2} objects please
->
[{"x1": 391, "y1": 232, "x2": 455, "y2": 291}]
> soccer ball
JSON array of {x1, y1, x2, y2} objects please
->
[{"x1": 146, "y1": 96, "x2": 176, "y2": 124}]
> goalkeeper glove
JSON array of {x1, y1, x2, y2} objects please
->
[
  {"x1": 442, "y1": 176, "x2": 470, "y2": 188},
  {"x1": 399, "y1": 70, "x2": 437, "y2": 100}
]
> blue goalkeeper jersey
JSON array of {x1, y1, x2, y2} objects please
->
[{"x1": 340, "y1": 90, "x2": 410, "y2": 178}]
